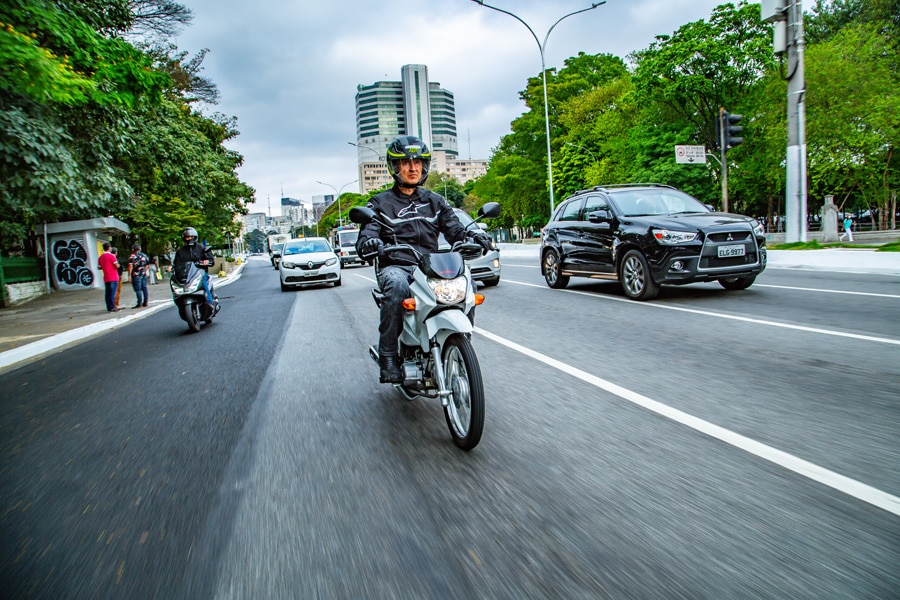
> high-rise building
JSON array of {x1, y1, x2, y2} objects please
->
[{"x1": 354, "y1": 64, "x2": 464, "y2": 193}]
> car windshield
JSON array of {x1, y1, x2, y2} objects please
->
[
  {"x1": 337, "y1": 231, "x2": 358, "y2": 247},
  {"x1": 610, "y1": 189, "x2": 710, "y2": 217},
  {"x1": 439, "y1": 209, "x2": 476, "y2": 247},
  {"x1": 283, "y1": 241, "x2": 331, "y2": 255}
]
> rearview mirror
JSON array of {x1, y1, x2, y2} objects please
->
[
  {"x1": 349, "y1": 206, "x2": 375, "y2": 225},
  {"x1": 478, "y1": 202, "x2": 501, "y2": 220},
  {"x1": 587, "y1": 210, "x2": 611, "y2": 223}
]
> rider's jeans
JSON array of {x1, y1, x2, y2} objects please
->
[
  {"x1": 200, "y1": 271, "x2": 215, "y2": 304},
  {"x1": 377, "y1": 265, "x2": 415, "y2": 357}
]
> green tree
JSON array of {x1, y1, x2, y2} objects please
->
[{"x1": 425, "y1": 171, "x2": 465, "y2": 207}]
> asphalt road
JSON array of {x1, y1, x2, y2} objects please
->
[{"x1": 1, "y1": 256, "x2": 898, "y2": 599}]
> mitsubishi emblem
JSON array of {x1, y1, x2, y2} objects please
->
[{"x1": 727, "y1": 233, "x2": 733, "y2": 241}]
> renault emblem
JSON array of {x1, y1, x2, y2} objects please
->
[{"x1": 307, "y1": 261, "x2": 314, "y2": 269}]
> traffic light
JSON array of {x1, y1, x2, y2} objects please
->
[{"x1": 719, "y1": 109, "x2": 744, "y2": 149}]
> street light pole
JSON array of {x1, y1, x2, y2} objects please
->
[
  {"x1": 472, "y1": 0, "x2": 605, "y2": 214},
  {"x1": 316, "y1": 179, "x2": 358, "y2": 227},
  {"x1": 348, "y1": 142, "x2": 384, "y2": 194}
]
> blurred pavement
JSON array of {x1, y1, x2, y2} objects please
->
[{"x1": 2, "y1": 248, "x2": 898, "y2": 373}]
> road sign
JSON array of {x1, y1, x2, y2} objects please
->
[{"x1": 675, "y1": 145, "x2": 706, "y2": 164}]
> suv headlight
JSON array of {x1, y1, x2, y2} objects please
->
[
  {"x1": 652, "y1": 229, "x2": 698, "y2": 244},
  {"x1": 751, "y1": 220, "x2": 765, "y2": 236},
  {"x1": 428, "y1": 276, "x2": 467, "y2": 304}
]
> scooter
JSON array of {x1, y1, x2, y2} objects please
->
[
  {"x1": 170, "y1": 262, "x2": 220, "y2": 333},
  {"x1": 350, "y1": 202, "x2": 501, "y2": 450}
]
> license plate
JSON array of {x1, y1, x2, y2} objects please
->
[
  {"x1": 305, "y1": 270, "x2": 319, "y2": 277},
  {"x1": 718, "y1": 244, "x2": 745, "y2": 258}
]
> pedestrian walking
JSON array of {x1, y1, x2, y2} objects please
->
[
  {"x1": 128, "y1": 243, "x2": 151, "y2": 308},
  {"x1": 148, "y1": 256, "x2": 159, "y2": 285},
  {"x1": 97, "y1": 242, "x2": 121, "y2": 312},
  {"x1": 839, "y1": 216, "x2": 854, "y2": 242}
]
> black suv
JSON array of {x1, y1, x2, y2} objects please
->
[{"x1": 540, "y1": 184, "x2": 766, "y2": 300}]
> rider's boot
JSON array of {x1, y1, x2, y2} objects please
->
[{"x1": 379, "y1": 355, "x2": 403, "y2": 384}]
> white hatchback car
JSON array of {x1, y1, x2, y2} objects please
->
[{"x1": 278, "y1": 237, "x2": 341, "y2": 291}]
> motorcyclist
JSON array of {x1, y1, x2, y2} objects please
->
[
  {"x1": 173, "y1": 226, "x2": 216, "y2": 309},
  {"x1": 356, "y1": 135, "x2": 492, "y2": 383}
]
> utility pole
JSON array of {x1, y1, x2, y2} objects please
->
[
  {"x1": 762, "y1": 0, "x2": 807, "y2": 242},
  {"x1": 717, "y1": 108, "x2": 743, "y2": 213}
]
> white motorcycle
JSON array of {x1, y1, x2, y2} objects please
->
[{"x1": 350, "y1": 202, "x2": 501, "y2": 451}]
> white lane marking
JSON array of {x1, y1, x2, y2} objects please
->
[
  {"x1": 502, "y1": 262, "x2": 900, "y2": 293},
  {"x1": 754, "y1": 284, "x2": 900, "y2": 299},
  {"x1": 505, "y1": 279, "x2": 900, "y2": 346},
  {"x1": 475, "y1": 326, "x2": 900, "y2": 517}
]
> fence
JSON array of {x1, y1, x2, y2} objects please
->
[{"x1": 0, "y1": 256, "x2": 45, "y2": 307}]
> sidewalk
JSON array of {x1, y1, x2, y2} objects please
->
[{"x1": 0, "y1": 264, "x2": 245, "y2": 372}]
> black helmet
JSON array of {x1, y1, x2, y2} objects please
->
[
  {"x1": 386, "y1": 136, "x2": 431, "y2": 187},
  {"x1": 182, "y1": 227, "x2": 198, "y2": 246}
]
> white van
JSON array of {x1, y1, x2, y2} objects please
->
[{"x1": 333, "y1": 227, "x2": 364, "y2": 267}]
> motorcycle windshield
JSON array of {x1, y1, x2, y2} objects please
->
[
  {"x1": 420, "y1": 250, "x2": 465, "y2": 279},
  {"x1": 173, "y1": 262, "x2": 202, "y2": 286}
]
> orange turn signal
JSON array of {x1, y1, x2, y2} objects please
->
[
  {"x1": 401, "y1": 298, "x2": 416, "y2": 310},
  {"x1": 474, "y1": 293, "x2": 485, "y2": 306}
]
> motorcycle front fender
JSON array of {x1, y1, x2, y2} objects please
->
[{"x1": 425, "y1": 308, "x2": 473, "y2": 347}]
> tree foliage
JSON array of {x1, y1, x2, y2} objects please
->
[
  {"x1": 0, "y1": 0, "x2": 252, "y2": 255},
  {"x1": 470, "y1": 0, "x2": 897, "y2": 232}
]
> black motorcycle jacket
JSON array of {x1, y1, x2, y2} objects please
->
[
  {"x1": 173, "y1": 243, "x2": 214, "y2": 279},
  {"x1": 356, "y1": 186, "x2": 467, "y2": 268}
]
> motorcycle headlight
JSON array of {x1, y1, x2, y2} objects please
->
[
  {"x1": 651, "y1": 228, "x2": 698, "y2": 245},
  {"x1": 428, "y1": 276, "x2": 467, "y2": 305}
]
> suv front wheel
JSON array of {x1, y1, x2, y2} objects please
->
[
  {"x1": 619, "y1": 249, "x2": 659, "y2": 300},
  {"x1": 542, "y1": 249, "x2": 569, "y2": 289}
]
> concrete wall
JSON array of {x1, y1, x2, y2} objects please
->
[{"x1": 4, "y1": 281, "x2": 47, "y2": 305}]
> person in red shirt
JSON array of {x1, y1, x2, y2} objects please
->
[{"x1": 97, "y1": 242, "x2": 121, "y2": 312}]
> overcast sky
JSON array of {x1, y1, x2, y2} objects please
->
[{"x1": 174, "y1": 0, "x2": 743, "y2": 216}]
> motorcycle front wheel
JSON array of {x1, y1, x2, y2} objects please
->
[
  {"x1": 179, "y1": 301, "x2": 201, "y2": 333},
  {"x1": 442, "y1": 334, "x2": 484, "y2": 450}
]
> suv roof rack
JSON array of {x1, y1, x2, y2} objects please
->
[{"x1": 569, "y1": 183, "x2": 676, "y2": 196}]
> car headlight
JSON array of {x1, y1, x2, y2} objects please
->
[
  {"x1": 652, "y1": 229, "x2": 698, "y2": 244},
  {"x1": 325, "y1": 257, "x2": 337, "y2": 267},
  {"x1": 751, "y1": 220, "x2": 765, "y2": 236},
  {"x1": 428, "y1": 276, "x2": 467, "y2": 304}
]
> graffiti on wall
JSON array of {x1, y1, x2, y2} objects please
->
[{"x1": 51, "y1": 238, "x2": 94, "y2": 289}]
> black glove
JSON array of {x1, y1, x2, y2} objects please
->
[
  {"x1": 360, "y1": 237, "x2": 384, "y2": 258},
  {"x1": 469, "y1": 231, "x2": 492, "y2": 253}
]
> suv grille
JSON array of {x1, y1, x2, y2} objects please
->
[
  {"x1": 700, "y1": 252, "x2": 760, "y2": 269},
  {"x1": 707, "y1": 231, "x2": 752, "y2": 243}
]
